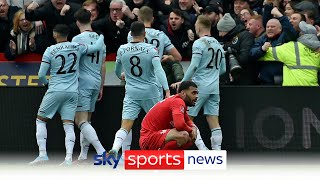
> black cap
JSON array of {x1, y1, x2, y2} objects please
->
[{"x1": 204, "y1": 4, "x2": 222, "y2": 14}]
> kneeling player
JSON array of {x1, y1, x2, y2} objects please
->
[{"x1": 139, "y1": 81, "x2": 198, "y2": 150}]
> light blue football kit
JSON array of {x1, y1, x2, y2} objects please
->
[
  {"x1": 182, "y1": 36, "x2": 226, "y2": 116},
  {"x1": 128, "y1": 28, "x2": 174, "y2": 98},
  {"x1": 115, "y1": 42, "x2": 169, "y2": 120},
  {"x1": 37, "y1": 35, "x2": 104, "y2": 120},
  {"x1": 72, "y1": 31, "x2": 106, "y2": 112}
]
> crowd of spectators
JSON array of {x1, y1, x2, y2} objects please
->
[{"x1": 0, "y1": 0, "x2": 320, "y2": 86}]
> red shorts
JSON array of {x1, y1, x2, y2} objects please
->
[{"x1": 139, "y1": 128, "x2": 170, "y2": 150}]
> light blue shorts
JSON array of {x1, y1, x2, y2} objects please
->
[
  {"x1": 188, "y1": 94, "x2": 220, "y2": 117},
  {"x1": 122, "y1": 95, "x2": 161, "y2": 120},
  {"x1": 38, "y1": 91, "x2": 78, "y2": 120},
  {"x1": 76, "y1": 89, "x2": 99, "y2": 112}
]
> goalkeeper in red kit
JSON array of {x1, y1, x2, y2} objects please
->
[{"x1": 139, "y1": 81, "x2": 198, "y2": 150}]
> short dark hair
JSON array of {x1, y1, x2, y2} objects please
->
[
  {"x1": 74, "y1": 8, "x2": 91, "y2": 24},
  {"x1": 178, "y1": 81, "x2": 197, "y2": 93},
  {"x1": 171, "y1": 9, "x2": 184, "y2": 19},
  {"x1": 130, "y1": 21, "x2": 145, "y2": 37},
  {"x1": 53, "y1": 24, "x2": 70, "y2": 37},
  {"x1": 302, "y1": 10, "x2": 315, "y2": 21}
]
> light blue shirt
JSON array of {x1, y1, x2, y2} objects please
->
[
  {"x1": 39, "y1": 42, "x2": 88, "y2": 93},
  {"x1": 72, "y1": 31, "x2": 106, "y2": 90},
  {"x1": 128, "y1": 28, "x2": 174, "y2": 90},
  {"x1": 38, "y1": 35, "x2": 104, "y2": 93},
  {"x1": 115, "y1": 42, "x2": 169, "y2": 100},
  {"x1": 128, "y1": 28, "x2": 174, "y2": 58},
  {"x1": 182, "y1": 36, "x2": 226, "y2": 94}
]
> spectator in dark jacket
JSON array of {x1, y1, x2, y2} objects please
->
[
  {"x1": 0, "y1": 0, "x2": 20, "y2": 52},
  {"x1": 125, "y1": 0, "x2": 158, "y2": 27},
  {"x1": 246, "y1": 15, "x2": 265, "y2": 40},
  {"x1": 25, "y1": 0, "x2": 81, "y2": 48},
  {"x1": 217, "y1": 13, "x2": 256, "y2": 85},
  {"x1": 82, "y1": 0, "x2": 105, "y2": 21},
  {"x1": 290, "y1": 12, "x2": 306, "y2": 32},
  {"x1": 92, "y1": 0, "x2": 133, "y2": 54},
  {"x1": 160, "y1": 9, "x2": 194, "y2": 60},
  {"x1": 232, "y1": 0, "x2": 250, "y2": 24},
  {"x1": 250, "y1": 7, "x2": 297, "y2": 85},
  {"x1": 203, "y1": 4, "x2": 222, "y2": 40}
]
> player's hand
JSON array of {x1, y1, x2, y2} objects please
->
[
  {"x1": 60, "y1": 4, "x2": 70, "y2": 16},
  {"x1": 97, "y1": 88, "x2": 103, "y2": 101},
  {"x1": 120, "y1": 72, "x2": 125, "y2": 80},
  {"x1": 190, "y1": 126, "x2": 197, "y2": 142},
  {"x1": 170, "y1": 81, "x2": 181, "y2": 90},
  {"x1": 164, "y1": 89, "x2": 170, "y2": 99}
]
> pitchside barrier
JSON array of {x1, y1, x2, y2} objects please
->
[{"x1": 1, "y1": 86, "x2": 320, "y2": 152}]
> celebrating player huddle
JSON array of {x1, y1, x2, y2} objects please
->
[{"x1": 29, "y1": 9, "x2": 225, "y2": 166}]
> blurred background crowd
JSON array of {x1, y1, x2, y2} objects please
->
[{"x1": 0, "y1": 0, "x2": 319, "y2": 86}]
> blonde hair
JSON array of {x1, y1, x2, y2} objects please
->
[
  {"x1": 250, "y1": 15, "x2": 262, "y2": 22},
  {"x1": 13, "y1": 10, "x2": 24, "y2": 33},
  {"x1": 12, "y1": 10, "x2": 32, "y2": 34},
  {"x1": 196, "y1": 15, "x2": 212, "y2": 30}
]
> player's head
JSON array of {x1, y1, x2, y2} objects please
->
[
  {"x1": 138, "y1": 6, "x2": 154, "y2": 23},
  {"x1": 74, "y1": 8, "x2": 92, "y2": 26},
  {"x1": 195, "y1": 15, "x2": 212, "y2": 37},
  {"x1": 130, "y1": 21, "x2": 145, "y2": 38},
  {"x1": 178, "y1": 81, "x2": 198, "y2": 107},
  {"x1": 53, "y1": 24, "x2": 70, "y2": 42}
]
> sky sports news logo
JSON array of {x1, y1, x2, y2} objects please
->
[{"x1": 93, "y1": 150, "x2": 226, "y2": 170}]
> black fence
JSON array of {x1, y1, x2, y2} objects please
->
[{"x1": 1, "y1": 86, "x2": 320, "y2": 152}]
